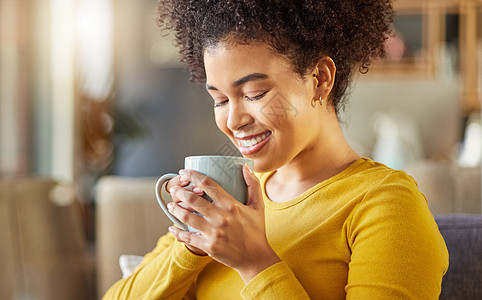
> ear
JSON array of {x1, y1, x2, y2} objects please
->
[{"x1": 311, "y1": 57, "x2": 336, "y2": 101}]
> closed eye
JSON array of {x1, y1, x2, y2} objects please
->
[
  {"x1": 214, "y1": 99, "x2": 228, "y2": 108},
  {"x1": 245, "y1": 89, "x2": 270, "y2": 101}
]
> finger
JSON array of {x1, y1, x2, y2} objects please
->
[
  {"x1": 242, "y1": 163, "x2": 263, "y2": 209},
  {"x1": 169, "y1": 185, "x2": 214, "y2": 216},
  {"x1": 180, "y1": 184, "x2": 205, "y2": 197},
  {"x1": 166, "y1": 175, "x2": 189, "y2": 192},
  {"x1": 167, "y1": 202, "x2": 209, "y2": 232},
  {"x1": 179, "y1": 169, "x2": 231, "y2": 208},
  {"x1": 168, "y1": 226, "x2": 206, "y2": 252}
]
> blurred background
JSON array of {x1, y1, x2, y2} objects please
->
[{"x1": 0, "y1": 0, "x2": 480, "y2": 299}]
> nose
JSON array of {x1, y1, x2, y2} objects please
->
[{"x1": 226, "y1": 101, "x2": 254, "y2": 131}]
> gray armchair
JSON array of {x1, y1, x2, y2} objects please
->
[{"x1": 436, "y1": 214, "x2": 482, "y2": 300}]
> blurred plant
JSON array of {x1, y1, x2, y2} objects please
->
[{"x1": 112, "y1": 104, "x2": 149, "y2": 142}]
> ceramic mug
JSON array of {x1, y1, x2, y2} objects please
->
[{"x1": 155, "y1": 155, "x2": 254, "y2": 231}]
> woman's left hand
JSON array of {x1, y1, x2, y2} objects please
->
[{"x1": 167, "y1": 164, "x2": 281, "y2": 283}]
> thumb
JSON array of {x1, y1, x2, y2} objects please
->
[{"x1": 242, "y1": 163, "x2": 263, "y2": 209}]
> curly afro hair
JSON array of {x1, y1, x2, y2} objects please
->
[{"x1": 157, "y1": 0, "x2": 394, "y2": 116}]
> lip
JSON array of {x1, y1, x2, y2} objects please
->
[{"x1": 236, "y1": 131, "x2": 271, "y2": 156}]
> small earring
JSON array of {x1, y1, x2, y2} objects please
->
[{"x1": 311, "y1": 95, "x2": 323, "y2": 107}]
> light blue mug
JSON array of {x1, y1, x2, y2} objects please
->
[{"x1": 155, "y1": 156, "x2": 254, "y2": 231}]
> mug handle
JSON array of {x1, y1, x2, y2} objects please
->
[{"x1": 155, "y1": 173, "x2": 189, "y2": 231}]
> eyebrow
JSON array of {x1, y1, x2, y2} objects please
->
[{"x1": 205, "y1": 73, "x2": 269, "y2": 91}]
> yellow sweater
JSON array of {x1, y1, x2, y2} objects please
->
[{"x1": 103, "y1": 158, "x2": 448, "y2": 299}]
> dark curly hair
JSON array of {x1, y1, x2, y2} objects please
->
[{"x1": 157, "y1": 0, "x2": 394, "y2": 116}]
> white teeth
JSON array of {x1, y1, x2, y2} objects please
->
[{"x1": 238, "y1": 132, "x2": 270, "y2": 148}]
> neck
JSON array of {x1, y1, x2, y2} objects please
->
[{"x1": 266, "y1": 111, "x2": 360, "y2": 202}]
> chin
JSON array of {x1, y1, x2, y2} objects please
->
[{"x1": 250, "y1": 158, "x2": 279, "y2": 174}]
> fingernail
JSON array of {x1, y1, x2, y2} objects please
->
[
  {"x1": 179, "y1": 169, "x2": 187, "y2": 176},
  {"x1": 193, "y1": 187, "x2": 203, "y2": 194},
  {"x1": 179, "y1": 176, "x2": 188, "y2": 183},
  {"x1": 167, "y1": 202, "x2": 174, "y2": 211},
  {"x1": 168, "y1": 226, "x2": 175, "y2": 233}
]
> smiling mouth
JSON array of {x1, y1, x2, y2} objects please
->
[{"x1": 236, "y1": 131, "x2": 271, "y2": 155}]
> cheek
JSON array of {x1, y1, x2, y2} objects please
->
[
  {"x1": 258, "y1": 93, "x2": 302, "y2": 128},
  {"x1": 214, "y1": 110, "x2": 230, "y2": 135}
]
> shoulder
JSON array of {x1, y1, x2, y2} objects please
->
[
  {"x1": 351, "y1": 158, "x2": 415, "y2": 181},
  {"x1": 344, "y1": 158, "x2": 431, "y2": 226},
  {"x1": 345, "y1": 160, "x2": 447, "y2": 258},
  {"x1": 348, "y1": 158, "x2": 421, "y2": 197}
]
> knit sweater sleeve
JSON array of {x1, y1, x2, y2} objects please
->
[
  {"x1": 102, "y1": 232, "x2": 212, "y2": 300},
  {"x1": 345, "y1": 171, "x2": 448, "y2": 299},
  {"x1": 240, "y1": 261, "x2": 310, "y2": 299}
]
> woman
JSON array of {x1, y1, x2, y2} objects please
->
[{"x1": 104, "y1": 0, "x2": 448, "y2": 299}]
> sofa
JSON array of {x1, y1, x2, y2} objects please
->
[
  {"x1": 436, "y1": 214, "x2": 482, "y2": 299},
  {"x1": 0, "y1": 177, "x2": 96, "y2": 299},
  {"x1": 95, "y1": 164, "x2": 481, "y2": 299},
  {"x1": 95, "y1": 176, "x2": 172, "y2": 296}
]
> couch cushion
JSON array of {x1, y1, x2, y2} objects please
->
[
  {"x1": 436, "y1": 214, "x2": 482, "y2": 299},
  {"x1": 0, "y1": 178, "x2": 94, "y2": 299},
  {"x1": 96, "y1": 176, "x2": 173, "y2": 295}
]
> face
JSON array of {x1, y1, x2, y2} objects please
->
[{"x1": 204, "y1": 42, "x2": 324, "y2": 172}]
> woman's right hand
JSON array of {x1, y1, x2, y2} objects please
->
[
  {"x1": 165, "y1": 174, "x2": 188, "y2": 192},
  {"x1": 165, "y1": 174, "x2": 208, "y2": 256}
]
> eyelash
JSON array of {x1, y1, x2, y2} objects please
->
[
  {"x1": 245, "y1": 89, "x2": 270, "y2": 101},
  {"x1": 214, "y1": 89, "x2": 270, "y2": 108}
]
